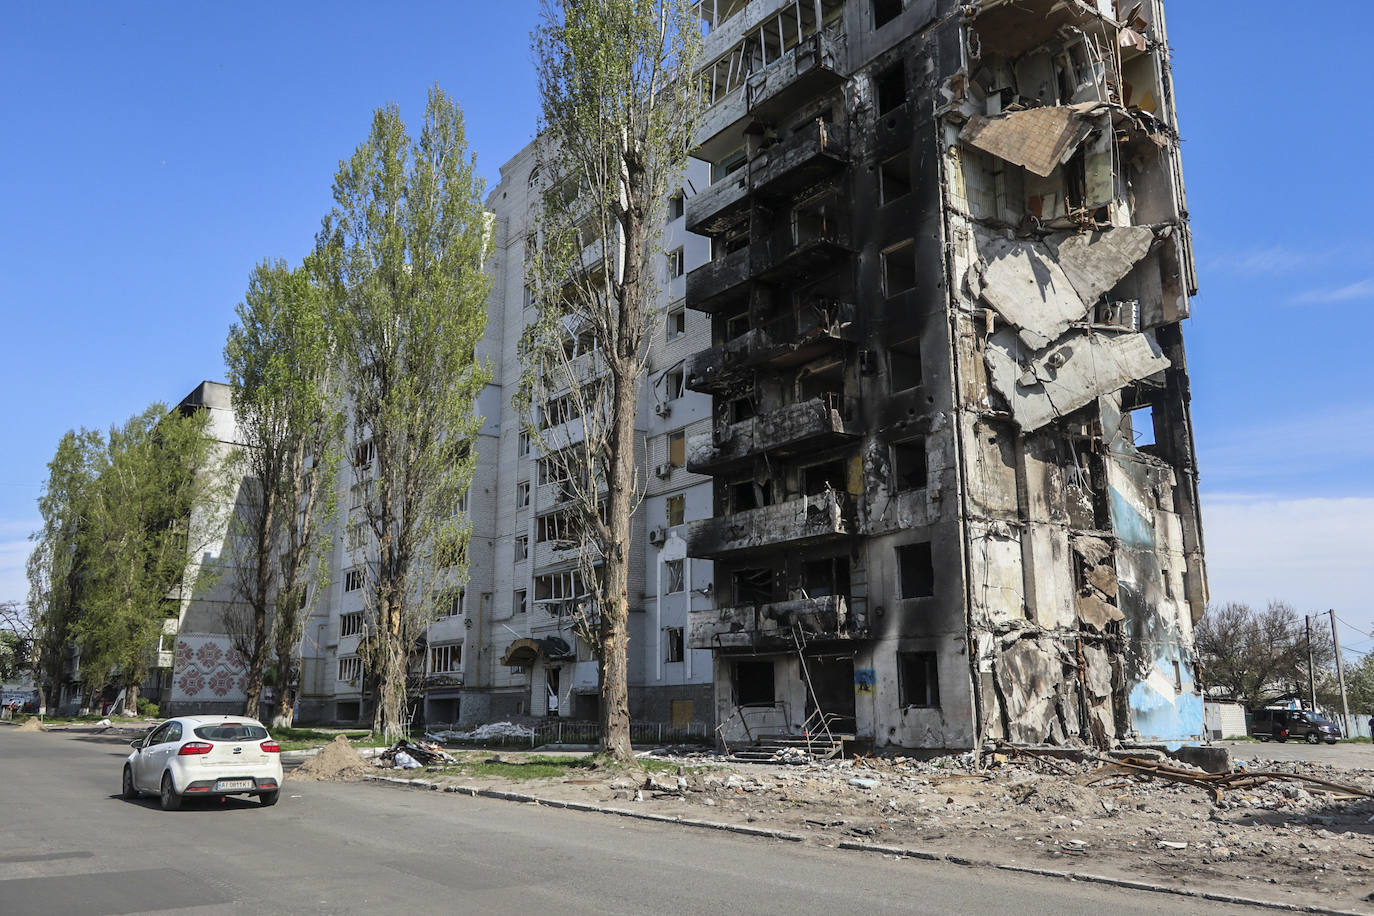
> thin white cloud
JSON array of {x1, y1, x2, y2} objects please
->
[
  {"x1": 1292, "y1": 277, "x2": 1374, "y2": 304},
  {"x1": 1201, "y1": 494, "x2": 1374, "y2": 636},
  {"x1": 1198, "y1": 405, "x2": 1374, "y2": 493},
  {"x1": 1205, "y1": 244, "x2": 1321, "y2": 276}
]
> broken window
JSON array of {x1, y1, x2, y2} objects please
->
[
  {"x1": 730, "y1": 478, "x2": 771, "y2": 511},
  {"x1": 665, "y1": 627, "x2": 685, "y2": 663},
  {"x1": 668, "y1": 190, "x2": 685, "y2": 222},
  {"x1": 889, "y1": 339, "x2": 922, "y2": 391},
  {"x1": 665, "y1": 365, "x2": 685, "y2": 401},
  {"x1": 882, "y1": 239, "x2": 917, "y2": 297},
  {"x1": 898, "y1": 651, "x2": 939, "y2": 707},
  {"x1": 352, "y1": 440, "x2": 375, "y2": 470},
  {"x1": 872, "y1": 0, "x2": 901, "y2": 28},
  {"x1": 668, "y1": 430, "x2": 686, "y2": 467},
  {"x1": 875, "y1": 61, "x2": 907, "y2": 115},
  {"x1": 733, "y1": 567, "x2": 775, "y2": 605},
  {"x1": 516, "y1": 481, "x2": 530, "y2": 508},
  {"x1": 896, "y1": 542, "x2": 934, "y2": 598},
  {"x1": 668, "y1": 247, "x2": 685, "y2": 279},
  {"x1": 514, "y1": 536, "x2": 528, "y2": 562},
  {"x1": 793, "y1": 190, "x2": 838, "y2": 246},
  {"x1": 340, "y1": 612, "x2": 363, "y2": 638},
  {"x1": 518, "y1": 429, "x2": 531, "y2": 457},
  {"x1": 735, "y1": 660, "x2": 775, "y2": 707},
  {"x1": 344, "y1": 568, "x2": 364, "y2": 593},
  {"x1": 666, "y1": 494, "x2": 685, "y2": 527},
  {"x1": 803, "y1": 556, "x2": 850, "y2": 598},
  {"x1": 1129, "y1": 405, "x2": 1156, "y2": 449},
  {"x1": 430, "y1": 643, "x2": 461, "y2": 673},
  {"x1": 725, "y1": 309, "x2": 750, "y2": 340},
  {"x1": 338, "y1": 656, "x2": 362, "y2": 683},
  {"x1": 712, "y1": 149, "x2": 747, "y2": 183},
  {"x1": 667, "y1": 305, "x2": 686, "y2": 339},
  {"x1": 730, "y1": 396, "x2": 756, "y2": 423},
  {"x1": 441, "y1": 589, "x2": 465, "y2": 618},
  {"x1": 514, "y1": 590, "x2": 527, "y2": 616},
  {"x1": 665, "y1": 559, "x2": 685, "y2": 594},
  {"x1": 879, "y1": 152, "x2": 911, "y2": 206},
  {"x1": 891, "y1": 437, "x2": 927, "y2": 491},
  {"x1": 803, "y1": 459, "x2": 847, "y2": 496}
]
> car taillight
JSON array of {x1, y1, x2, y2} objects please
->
[
  {"x1": 1279, "y1": 729, "x2": 1288, "y2": 737},
  {"x1": 260, "y1": 740, "x2": 280, "y2": 754},
  {"x1": 178, "y1": 742, "x2": 214, "y2": 756}
]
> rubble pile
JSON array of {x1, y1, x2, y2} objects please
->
[
  {"x1": 425, "y1": 721, "x2": 534, "y2": 742},
  {"x1": 378, "y1": 739, "x2": 456, "y2": 770},
  {"x1": 16, "y1": 718, "x2": 44, "y2": 732}
]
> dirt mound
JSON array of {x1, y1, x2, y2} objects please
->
[
  {"x1": 16, "y1": 718, "x2": 44, "y2": 732},
  {"x1": 290, "y1": 735, "x2": 373, "y2": 781}
]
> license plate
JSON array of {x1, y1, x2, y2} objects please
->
[{"x1": 217, "y1": 779, "x2": 253, "y2": 791}]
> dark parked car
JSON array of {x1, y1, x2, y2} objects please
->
[{"x1": 1249, "y1": 708, "x2": 1339, "y2": 744}]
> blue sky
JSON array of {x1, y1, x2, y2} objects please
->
[{"x1": 1, "y1": 3, "x2": 1370, "y2": 655}]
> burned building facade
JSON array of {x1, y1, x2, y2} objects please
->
[{"x1": 685, "y1": 0, "x2": 1205, "y2": 750}]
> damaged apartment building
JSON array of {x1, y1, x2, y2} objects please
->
[{"x1": 683, "y1": 0, "x2": 1206, "y2": 750}]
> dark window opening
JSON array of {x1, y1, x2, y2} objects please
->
[
  {"x1": 668, "y1": 190, "x2": 685, "y2": 222},
  {"x1": 873, "y1": 0, "x2": 902, "y2": 28},
  {"x1": 883, "y1": 240, "x2": 917, "y2": 297},
  {"x1": 733, "y1": 568, "x2": 775, "y2": 605},
  {"x1": 793, "y1": 191, "x2": 837, "y2": 246},
  {"x1": 803, "y1": 459, "x2": 847, "y2": 496},
  {"x1": 799, "y1": 358, "x2": 844, "y2": 403},
  {"x1": 876, "y1": 63, "x2": 907, "y2": 116},
  {"x1": 735, "y1": 661, "x2": 776, "y2": 707},
  {"x1": 879, "y1": 153, "x2": 911, "y2": 206},
  {"x1": 898, "y1": 651, "x2": 940, "y2": 707},
  {"x1": 730, "y1": 478, "x2": 772, "y2": 512},
  {"x1": 1129, "y1": 405, "x2": 1156, "y2": 449},
  {"x1": 889, "y1": 340, "x2": 922, "y2": 391},
  {"x1": 730, "y1": 396, "x2": 756, "y2": 423},
  {"x1": 665, "y1": 627, "x2": 685, "y2": 663},
  {"x1": 897, "y1": 542, "x2": 934, "y2": 598},
  {"x1": 892, "y1": 437, "x2": 927, "y2": 491},
  {"x1": 725, "y1": 309, "x2": 750, "y2": 340},
  {"x1": 803, "y1": 556, "x2": 850, "y2": 598}
]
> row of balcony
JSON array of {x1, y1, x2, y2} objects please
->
[
  {"x1": 686, "y1": 487, "x2": 854, "y2": 560},
  {"x1": 687, "y1": 224, "x2": 853, "y2": 313},
  {"x1": 689, "y1": 594, "x2": 853, "y2": 650}
]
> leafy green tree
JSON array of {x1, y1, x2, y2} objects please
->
[
  {"x1": 315, "y1": 86, "x2": 492, "y2": 740},
  {"x1": 26, "y1": 429, "x2": 101, "y2": 713},
  {"x1": 522, "y1": 0, "x2": 703, "y2": 760},
  {"x1": 72, "y1": 405, "x2": 222, "y2": 715},
  {"x1": 223, "y1": 258, "x2": 341, "y2": 723}
]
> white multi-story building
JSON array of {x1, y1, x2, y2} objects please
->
[{"x1": 298, "y1": 142, "x2": 717, "y2": 731}]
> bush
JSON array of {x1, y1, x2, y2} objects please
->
[{"x1": 136, "y1": 698, "x2": 159, "y2": 719}]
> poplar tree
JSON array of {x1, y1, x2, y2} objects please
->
[
  {"x1": 523, "y1": 0, "x2": 703, "y2": 760},
  {"x1": 223, "y1": 259, "x2": 341, "y2": 723},
  {"x1": 316, "y1": 86, "x2": 492, "y2": 741}
]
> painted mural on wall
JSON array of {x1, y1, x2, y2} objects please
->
[{"x1": 171, "y1": 633, "x2": 247, "y2": 705}]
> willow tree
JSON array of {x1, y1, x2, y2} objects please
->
[
  {"x1": 316, "y1": 86, "x2": 491, "y2": 741},
  {"x1": 523, "y1": 0, "x2": 702, "y2": 760},
  {"x1": 74, "y1": 405, "x2": 221, "y2": 715},
  {"x1": 223, "y1": 259, "x2": 341, "y2": 723}
]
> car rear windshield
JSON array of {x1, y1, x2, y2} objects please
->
[{"x1": 193, "y1": 724, "x2": 269, "y2": 741}]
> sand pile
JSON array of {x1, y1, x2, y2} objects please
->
[
  {"x1": 17, "y1": 718, "x2": 44, "y2": 732},
  {"x1": 289, "y1": 735, "x2": 373, "y2": 781}
]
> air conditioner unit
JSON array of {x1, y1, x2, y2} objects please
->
[
  {"x1": 654, "y1": 462, "x2": 673, "y2": 478},
  {"x1": 654, "y1": 402, "x2": 671, "y2": 417},
  {"x1": 648, "y1": 527, "x2": 667, "y2": 546}
]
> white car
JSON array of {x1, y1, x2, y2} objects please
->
[{"x1": 123, "y1": 715, "x2": 284, "y2": 810}]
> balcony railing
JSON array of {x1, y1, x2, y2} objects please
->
[
  {"x1": 687, "y1": 393, "x2": 858, "y2": 474},
  {"x1": 685, "y1": 300, "x2": 856, "y2": 392},
  {"x1": 690, "y1": 594, "x2": 851, "y2": 649},
  {"x1": 685, "y1": 245, "x2": 750, "y2": 313},
  {"x1": 687, "y1": 487, "x2": 854, "y2": 560}
]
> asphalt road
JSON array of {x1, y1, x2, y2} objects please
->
[
  {"x1": 1219, "y1": 739, "x2": 1374, "y2": 767},
  {"x1": 0, "y1": 726, "x2": 1275, "y2": 916}
]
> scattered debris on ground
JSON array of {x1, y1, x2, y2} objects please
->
[
  {"x1": 378, "y1": 739, "x2": 456, "y2": 769},
  {"x1": 289, "y1": 735, "x2": 373, "y2": 781},
  {"x1": 16, "y1": 718, "x2": 44, "y2": 732}
]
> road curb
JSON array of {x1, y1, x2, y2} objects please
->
[
  {"x1": 360, "y1": 774, "x2": 806, "y2": 842},
  {"x1": 359, "y1": 772, "x2": 1364, "y2": 914},
  {"x1": 836, "y1": 841, "x2": 1365, "y2": 916}
]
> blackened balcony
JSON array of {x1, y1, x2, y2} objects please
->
[
  {"x1": 752, "y1": 220, "x2": 852, "y2": 285},
  {"x1": 687, "y1": 488, "x2": 855, "y2": 560},
  {"x1": 686, "y1": 246, "x2": 750, "y2": 314},
  {"x1": 689, "y1": 595, "x2": 852, "y2": 650},
  {"x1": 687, "y1": 393, "x2": 859, "y2": 475},
  {"x1": 686, "y1": 300, "x2": 857, "y2": 393},
  {"x1": 751, "y1": 118, "x2": 849, "y2": 201},
  {"x1": 747, "y1": 30, "x2": 846, "y2": 123},
  {"x1": 685, "y1": 171, "x2": 749, "y2": 238}
]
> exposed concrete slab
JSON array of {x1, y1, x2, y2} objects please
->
[
  {"x1": 985, "y1": 328, "x2": 1171, "y2": 432},
  {"x1": 960, "y1": 107, "x2": 1095, "y2": 178},
  {"x1": 973, "y1": 233, "x2": 1087, "y2": 349},
  {"x1": 1047, "y1": 228, "x2": 1156, "y2": 305}
]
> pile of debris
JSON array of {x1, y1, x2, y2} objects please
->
[
  {"x1": 379, "y1": 739, "x2": 456, "y2": 770},
  {"x1": 290, "y1": 735, "x2": 374, "y2": 782}
]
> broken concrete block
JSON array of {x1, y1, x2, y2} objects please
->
[
  {"x1": 1076, "y1": 593, "x2": 1125, "y2": 631},
  {"x1": 1046, "y1": 227, "x2": 1155, "y2": 305},
  {"x1": 960, "y1": 107, "x2": 1095, "y2": 178},
  {"x1": 1087, "y1": 564, "x2": 1119, "y2": 597},
  {"x1": 974, "y1": 233, "x2": 1087, "y2": 349}
]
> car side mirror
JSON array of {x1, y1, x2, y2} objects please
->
[{"x1": 131, "y1": 737, "x2": 147, "y2": 749}]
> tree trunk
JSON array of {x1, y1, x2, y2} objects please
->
[
  {"x1": 124, "y1": 679, "x2": 140, "y2": 717},
  {"x1": 599, "y1": 346, "x2": 640, "y2": 762}
]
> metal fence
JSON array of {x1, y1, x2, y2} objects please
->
[{"x1": 422, "y1": 719, "x2": 713, "y2": 749}]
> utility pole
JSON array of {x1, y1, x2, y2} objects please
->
[
  {"x1": 1305, "y1": 614, "x2": 1318, "y2": 712},
  {"x1": 1329, "y1": 609, "x2": 1351, "y2": 734}
]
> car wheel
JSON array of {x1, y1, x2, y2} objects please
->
[
  {"x1": 160, "y1": 773, "x2": 182, "y2": 811},
  {"x1": 1306, "y1": 732, "x2": 1321, "y2": 745},
  {"x1": 1326, "y1": 738, "x2": 1338, "y2": 745},
  {"x1": 122, "y1": 766, "x2": 139, "y2": 800},
  {"x1": 1275, "y1": 735, "x2": 1287, "y2": 742},
  {"x1": 1257, "y1": 736, "x2": 1270, "y2": 742},
  {"x1": 259, "y1": 789, "x2": 280, "y2": 807}
]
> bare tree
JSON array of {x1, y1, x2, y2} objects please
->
[
  {"x1": 522, "y1": 0, "x2": 704, "y2": 761},
  {"x1": 316, "y1": 86, "x2": 492, "y2": 741},
  {"x1": 1196, "y1": 601, "x2": 1334, "y2": 707}
]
